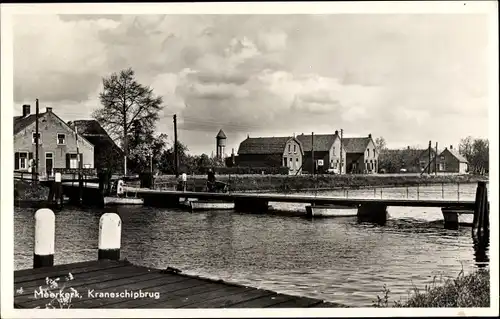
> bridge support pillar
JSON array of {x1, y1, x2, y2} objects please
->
[
  {"x1": 357, "y1": 203, "x2": 388, "y2": 226},
  {"x1": 441, "y1": 209, "x2": 459, "y2": 230},
  {"x1": 234, "y1": 199, "x2": 269, "y2": 213}
]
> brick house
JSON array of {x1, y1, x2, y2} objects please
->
[
  {"x1": 378, "y1": 147, "x2": 437, "y2": 173},
  {"x1": 14, "y1": 105, "x2": 94, "y2": 178},
  {"x1": 437, "y1": 145, "x2": 468, "y2": 174},
  {"x1": 67, "y1": 120, "x2": 124, "y2": 173},
  {"x1": 343, "y1": 134, "x2": 378, "y2": 174},
  {"x1": 296, "y1": 131, "x2": 346, "y2": 174},
  {"x1": 237, "y1": 136, "x2": 304, "y2": 175}
]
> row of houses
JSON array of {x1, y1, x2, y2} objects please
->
[
  {"x1": 234, "y1": 131, "x2": 379, "y2": 175},
  {"x1": 14, "y1": 104, "x2": 123, "y2": 178},
  {"x1": 233, "y1": 131, "x2": 469, "y2": 175},
  {"x1": 379, "y1": 145, "x2": 468, "y2": 174}
]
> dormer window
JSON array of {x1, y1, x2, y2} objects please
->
[{"x1": 57, "y1": 133, "x2": 66, "y2": 145}]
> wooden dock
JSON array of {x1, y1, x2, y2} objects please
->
[{"x1": 14, "y1": 259, "x2": 338, "y2": 309}]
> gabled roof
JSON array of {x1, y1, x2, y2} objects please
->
[
  {"x1": 68, "y1": 120, "x2": 123, "y2": 155},
  {"x1": 342, "y1": 137, "x2": 371, "y2": 153},
  {"x1": 238, "y1": 136, "x2": 292, "y2": 155},
  {"x1": 13, "y1": 112, "x2": 47, "y2": 134},
  {"x1": 296, "y1": 134, "x2": 338, "y2": 152},
  {"x1": 216, "y1": 129, "x2": 227, "y2": 139},
  {"x1": 444, "y1": 148, "x2": 468, "y2": 163}
]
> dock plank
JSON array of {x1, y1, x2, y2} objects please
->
[
  {"x1": 142, "y1": 285, "x2": 248, "y2": 308},
  {"x1": 15, "y1": 264, "x2": 134, "y2": 292},
  {"x1": 227, "y1": 293, "x2": 296, "y2": 308},
  {"x1": 15, "y1": 260, "x2": 126, "y2": 284},
  {"x1": 111, "y1": 280, "x2": 227, "y2": 308},
  {"x1": 18, "y1": 272, "x2": 168, "y2": 309},
  {"x1": 14, "y1": 260, "x2": 334, "y2": 308},
  {"x1": 70, "y1": 274, "x2": 194, "y2": 308},
  {"x1": 266, "y1": 296, "x2": 324, "y2": 308},
  {"x1": 180, "y1": 288, "x2": 276, "y2": 308}
]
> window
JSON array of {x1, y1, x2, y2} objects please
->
[
  {"x1": 32, "y1": 132, "x2": 41, "y2": 144},
  {"x1": 68, "y1": 154, "x2": 79, "y2": 169},
  {"x1": 283, "y1": 157, "x2": 287, "y2": 166},
  {"x1": 440, "y1": 156, "x2": 445, "y2": 160},
  {"x1": 19, "y1": 152, "x2": 28, "y2": 169},
  {"x1": 367, "y1": 149, "x2": 370, "y2": 157},
  {"x1": 293, "y1": 144, "x2": 296, "y2": 153},
  {"x1": 332, "y1": 147, "x2": 335, "y2": 155},
  {"x1": 439, "y1": 163, "x2": 445, "y2": 171},
  {"x1": 288, "y1": 144, "x2": 291, "y2": 153},
  {"x1": 296, "y1": 158, "x2": 299, "y2": 162},
  {"x1": 57, "y1": 133, "x2": 66, "y2": 145}
]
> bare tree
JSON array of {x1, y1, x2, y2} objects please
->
[
  {"x1": 92, "y1": 68, "x2": 164, "y2": 175},
  {"x1": 375, "y1": 136, "x2": 387, "y2": 151}
]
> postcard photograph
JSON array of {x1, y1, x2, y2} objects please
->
[{"x1": 1, "y1": 1, "x2": 498, "y2": 318}]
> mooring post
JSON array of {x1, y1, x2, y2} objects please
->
[
  {"x1": 374, "y1": 188, "x2": 376, "y2": 198},
  {"x1": 417, "y1": 184, "x2": 420, "y2": 200},
  {"x1": 34, "y1": 208, "x2": 55, "y2": 268},
  {"x1": 457, "y1": 182, "x2": 460, "y2": 201},
  {"x1": 406, "y1": 187, "x2": 409, "y2": 199},
  {"x1": 380, "y1": 189, "x2": 383, "y2": 199},
  {"x1": 55, "y1": 172, "x2": 63, "y2": 208},
  {"x1": 442, "y1": 183, "x2": 444, "y2": 199},
  {"x1": 98, "y1": 213, "x2": 122, "y2": 261}
]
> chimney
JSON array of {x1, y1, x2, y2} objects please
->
[
  {"x1": 247, "y1": 134, "x2": 250, "y2": 139},
  {"x1": 407, "y1": 146, "x2": 410, "y2": 150},
  {"x1": 293, "y1": 132, "x2": 296, "y2": 138},
  {"x1": 46, "y1": 107, "x2": 52, "y2": 113},
  {"x1": 450, "y1": 145, "x2": 453, "y2": 150},
  {"x1": 335, "y1": 130, "x2": 339, "y2": 135},
  {"x1": 22, "y1": 104, "x2": 30, "y2": 117},
  {"x1": 368, "y1": 133, "x2": 372, "y2": 138}
]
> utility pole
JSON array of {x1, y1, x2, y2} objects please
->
[
  {"x1": 76, "y1": 126, "x2": 82, "y2": 205},
  {"x1": 173, "y1": 114, "x2": 178, "y2": 177},
  {"x1": 435, "y1": 142, "x2": 438, "y2": 176},
  {"x1": 311, "y1": 132, "x2": 315, "y2": 176},
  {"x1": 340, "y1": 129, "x2": 343, "y2": 175},
  {"x1": 428, "y1": 140, "x2": 432, "y2": 174},
  {"x1": 150, "y1": 152, "x2": 153, "y2": 175},
  {"x1": 34, "y1": 99, "x2": 40, "y2": 184}
]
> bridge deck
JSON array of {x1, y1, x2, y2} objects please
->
[
  {"x1": 14, "y1": 260, "x2": 337, "y2": 308},
  {"x1": 61, "y1": 182, "x2": 476, "y2": 209}
]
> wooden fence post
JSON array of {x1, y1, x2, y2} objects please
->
[
  {"x1": 34, "y1": 208, "x2": 55, "y2": 268},
  {"x1": 98, "y1": 213, "x2": 121, "y2": 261}
]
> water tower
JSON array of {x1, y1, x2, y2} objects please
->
[{"x1": 216, "y1": 129, "x2": 227, "y2": 159}]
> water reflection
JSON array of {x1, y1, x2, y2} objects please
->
[{"x1": 13, "y1": 183, "x2": 488, "y2": 307}]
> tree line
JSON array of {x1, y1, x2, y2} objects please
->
[{"x1": 374, "y1": 136, "x2": 489, "y2": 174}]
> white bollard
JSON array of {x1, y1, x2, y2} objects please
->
[
  {"x1": 98, "y1": 213, "x2": 122, "y2": 261},
  {"x1": 34, "y1": 208, "x2": 55, "y2": 268}
]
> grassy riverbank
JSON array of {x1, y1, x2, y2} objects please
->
[
  {"x1": 373, "y1": 268, "x2": 490, "y2": 307},
  {"x1": 14, "y1": 180, "x2": 49, "y2": 201},
  {"x1": 153, "y1": 173, "x2": 488, "y2": 192}
]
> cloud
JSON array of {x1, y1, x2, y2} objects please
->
[{"x1": 12, "y1": 14, "x2": 491, "y2": 154}]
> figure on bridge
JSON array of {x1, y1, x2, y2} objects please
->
[{"x1": 207, "y1": 168, "x2": 216, "y2": 192}]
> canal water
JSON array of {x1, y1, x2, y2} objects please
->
[{"x1": 14, "y1": 183, "x2": 489, "y2": 307}]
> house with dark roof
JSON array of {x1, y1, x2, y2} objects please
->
[
  {"x1": 237, "y1": 135, "x2": 304, "y2": 175},
  {"x1": 296, "y1": 131, "x2": 346, "y2": 174},
  {"x1": 14, "y1": 105, "x2": 94, "y2": 177},
  {"x1": 378, "y1": 147, "x2": 437, "y2": 173},
  {"x1": 342, "y1": 134, "x2": 378, "y2": 174},
  {"x1": 67, "y1": 119, "x2": 124, "y2": 173},
  {"x1": 437, "y1": 145, "x2": 468, "y2": 174}
]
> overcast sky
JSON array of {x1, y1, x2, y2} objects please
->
[{"x1": 13, "y1": 14, "x2": 490, "y2": 155}]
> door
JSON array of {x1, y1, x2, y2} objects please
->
[{"x1": 45, "y1": 153, "x2": 53, "y2": 177}]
